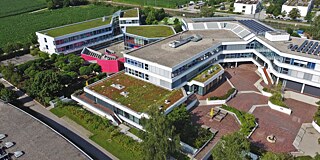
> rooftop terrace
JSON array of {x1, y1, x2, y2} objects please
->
[
  {"x1": 41, "y1": 17, "x2": 111, "y2": 37},
  {"x1": 89, "y1": 72, "x2": 184, "y2": 113},
  {"x1": 126, "y1": 25, "x2": 175, "y2": 38},
  {"x1": 127, "y1": 30, "x2": 243, "y2": 68},
  {"x1": 122, "y1": 8, "x2": 138, "y2": 18},
  {"x1": 192, "y1": 64, "x2": 222, "y2": 83}
]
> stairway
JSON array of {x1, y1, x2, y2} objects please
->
[
  {"x1": 263, "y1": 67, "x2": 272, "y2": 85},
  {"x1": 112, "y1": 113, "x2": 122, "y2": 125}
]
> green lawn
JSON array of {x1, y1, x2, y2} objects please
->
[
  {"x1": 42, "y1": 17, "x2": 112, "y2": 37},
  {"x1": 122, "y1": 8, "x2": 138, "y2": 17},
  {"x1": 0, "y1": 5, "x2": 127, "y2": 48},
  {"x1": 50, "y1": 105, "x2": 142, "y2": 160},
  {"x1": 0, "y1": 0, "x2": 46, "y2": 18},
  {"x1": 89, "y1": 72, "x2": 183, "y2": 112},
  {"x1": 113, "y1": 0, "x2": 189, "y2": 8},
  {"x1": 192, "y1": 64, "x2": 222, "y2": 83},
  {"x1": 126, "y1": 25, "x2": 175, "y2": 38}
]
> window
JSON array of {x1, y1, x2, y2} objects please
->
[
  {"x1": 145, "y1": 74, "x2": 149, "y2": 80},
  {"x1": 44, "y1": 38, "x2": 47, "y2": 43},
  {"x1": 242, "y1": 6, "x2": 246, "y2": 9},
  {"x1": 145, "y1": 64, "x2": 149, "y2": 70},
  {"x1": 45, "y1": 45, "x2": 49, "y2": 50}
]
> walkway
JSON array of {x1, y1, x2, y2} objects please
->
[{"x1": 0, "y1": 78, "x2": 117, "y2": 160}]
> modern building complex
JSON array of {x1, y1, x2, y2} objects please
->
[
  {"x1": 123, "y1": 25, "x2": 175, "y2": 50},
  {"x1": 281, "y1": 0, "x2": 314, "y2": 17},
  {"x1": 233, "y1": 0, "x2": 261, "y2": 14},
  {"x1": 119, "y1": 8, "x2": 140, "y2": 30},
  {"x1": 72, "y1": 18, "x2": 320, "y2": 131}
]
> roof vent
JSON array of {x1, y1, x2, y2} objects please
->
[
  {"x1": 169, "y1": 34, "x2": 202, "y2": 48},
  {"x1": 120, "y1": 91, "x2": 129, "y2": 97},
  {"x1": 102, "y1": 16, "x2": 106, "y2": 22}
]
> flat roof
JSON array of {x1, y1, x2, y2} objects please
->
[
  {"x1": 259, "y1": 36, "x2": 320, "y2": 60},
  {"x1": 41, "y1": 17, "x2": 111, "y2": 37},
  {"x1": 284, "y1": 0, "x2": 309, "y2": 6},
  {"x1": 126, "y1": 25, "x2": 175, "y2": 38},
  {"x1": 88, "y1": 72, "x2": 184, "y2": 113},
  {"x1": 127, "y1": 30, "x2": 243, "y2": 68},
  {"x1": 122, "y1": 8, "x2": 138, "y2": 18},
  {"x1": 0, "y1": 103, "x2": 88, "y2": 160}
]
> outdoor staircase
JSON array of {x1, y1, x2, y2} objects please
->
[
  {"x1": 263, "y1": 67, "x2": 272, "y2": 85},
  {"x1": 112, "y1": 113, "x2": 122, "y2": 125}
]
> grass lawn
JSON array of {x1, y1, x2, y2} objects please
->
[
  {"x1": 113, "y1": 0, "x2": 189, "y2": 8},
  {"x1": 192, "y1": 64, "x2": 222, "y2": 83},
  {"x1": 122, "y1": 8, "x2": 138, "y2": 17},
  {"x1": 50, "y1": 106, "x2": 142, "y2": 160},
  {"x1": 126, "y1": 25, "x2": 175, "y2": 38},
  {"x1": 89, "y1": 72, "x2": 184, "y2": 112},
  {"x1": 42, "y1": 17, "x2": 111, "y2": 37},
  {"x1": 0, "y1": 0, "x2": 46, "y2": 18}
]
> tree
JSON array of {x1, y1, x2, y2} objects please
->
[
  {"x1": 281, "y1": 10, "x2": 287, "y2": 17},
  {"x1": 288, "y1": 8, "x2": 301, "y2": 20},
  {"x1": 261, "y1": 152, "x2": 294, "y2": 160},
  {"x1": 0, "y1": 88, "x2": 17, "y2": 102},
  {"x1": 212, "y1": 132, "x2": 250, "y2": 160},
  {"x1": 286, "y1": 28, "x2": 293, "y2": 35},
  {"x1": 79, "y1": 66, "x2": 93, "y2": 75},
  {"x1": 310, "y1": 15, "x2": 320, "y2": 39},
  {"x1": 146, "y1": 11, "x2": 156, "y2": 25},
  {"x1": 89, "y1": 63, "x2": 101, "y2": 72},
  {"x1": 200, "y1": 7, "x2": 215, "y2": 17},
  {"x1": 305, "y1": 12, "x2": 314, "y2": 22},
  {"x1": 141, "y1": 105, "x2": 180, "y2": 160}
]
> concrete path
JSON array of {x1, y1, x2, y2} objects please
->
[{"x1": 0, "y1": 78, "x2": 117, "y2": 160}]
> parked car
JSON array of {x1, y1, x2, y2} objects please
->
[
  {"x1": 13, "y1": 151, "x2": 24, "y2": 158},
  {"x1": 0, "y1": 134, "x2": 6, "y2": 140},
  {"x1": 4, "y1": 142, "x2": 14, "y2": 149}
]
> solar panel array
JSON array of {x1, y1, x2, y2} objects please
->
[
  {"x1": 238, "y1": 20, "x2": 274, "y2": 34},
  {"x1": 288, "y1": 40, "x2": 320, "y2": 56}
]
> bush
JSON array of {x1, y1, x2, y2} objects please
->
[
  {"x1": 221, "y1": 105, "x2": 256, "y2": 136},
  {"x1": 209, "y1": 88, "x2": 236, "y2": 100},
  {"x1": 269, "y1": 92, "x2": 287, "y2": 108}
]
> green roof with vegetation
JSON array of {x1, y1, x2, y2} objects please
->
[
  {"x1": 89, "y1": 72, "x2": 184, "y2": 113},
  {"x1": 42, "y1": 17, "x2": 111, "y2": 37},
  {"x1": 193, "y1": 64, "x2": 222, "y2": 83},
  {"x1": 126, "y1": 25, "x2": 175, "y2": 38},
  {"x1": 122, "y1": 9, "x2": 138, "y2": 17}
]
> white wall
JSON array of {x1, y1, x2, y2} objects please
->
[
  {"x1": 234, "y1": 3, "x2": 259, "y2": 14},
  {"x1": 36, "y1": 32, "x2": 57, "y2": 54},
  {"x1": 265, "y1": 32, "x2": 290, "y2": 41},
  {"x1": 281, "y1": 4, "x2": 312, "y2": 17}
]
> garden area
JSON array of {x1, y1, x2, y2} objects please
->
[
  {"x1": 314, "y1": 101, "x2": 320, "y2": 126},
  {"x1": 263, "y1": 83, "x2": 288, "y2": 108},
  {"x1": 0, "y1": 53, "x2": 104, "y2": 106},
  {"x1": 113, "y1": 0, "x2": 189, "y2": 8},
  {"x1": 50, "y1": 103, "x2": 143, "y2": 160},
  {"x1": 193, "y1": 64, "x2": 222, "y2": 83},
  {"x1": 126, "y1": 25, "x2": 175, "y2": 38},
  {"x1": 221, "y1": 105, "x2": 256, "y2": 136}
]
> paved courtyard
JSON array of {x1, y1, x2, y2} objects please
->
[
  {"x1": 225, "y1": 63, "x2": 260, "y2": 92},
  {"x1": 227, "y1": 93, "x2": 268, "y2": 112},
  {"x1": 196, "y1": 79, "x2": 232, "y2": 100}
]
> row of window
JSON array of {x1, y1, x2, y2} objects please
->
[
  {"x1": 120, "y1": 20, "x2": 139, "y2": 24},
  {"x1": 54, "y1": 27, "x2": 112, "y2": 45},
  {"x1": 125, "y1": 58, "x2": 149, "y2": 70},
  {"x1": 56, "y1": 33, "x2": 113, "y2": 52},
  {"x1": 125, "y1": 67, "x2": 149, "y2": 80}
]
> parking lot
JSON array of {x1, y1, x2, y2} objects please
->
[{"x1": 0, "y1": 102, "x2": 89, "y2": 160}]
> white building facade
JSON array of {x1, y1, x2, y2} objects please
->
[
  {"x1": 234, "y1": 0, "x2": 261, "y2": 14},
  {"x1": 281, "y1": 0, "x2": 314, "y2": 17}
]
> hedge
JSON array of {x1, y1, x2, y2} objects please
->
[
  {"x1": 221, "y1": 105, "x2": 256, "y2": 136},
  {"x1": 269, "y1": 92, "x2": 287, "y2": 108},
  {"x1": 209, "y1": 88, "x2": 236, "y2": 100}
]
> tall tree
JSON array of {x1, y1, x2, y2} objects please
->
[
  {"x1": 141, "y1": 105, "x2": 180, "y2": 160},
  {"x1": 261, "y1": 152, "x2": 294, "y2": 160},
  {"x1": 212, "y1": 132, "x2": 250, "y2": 160},
  {"x1": 288, "y1": 8, "x2": 301, "y2": 20}
]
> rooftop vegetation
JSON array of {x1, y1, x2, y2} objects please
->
[
  {"x1": 43, "y1": 17, "x2": 111, "y2": 37},
  {"x1": 89, "y1": 72, "x2": 184, "y2": 112},
  {"x1": 122, "y1": 8, "x2": 138, "y2": 17},
  {"x1": 126, "y1": 25, "x2": 175, "y2": 38},
  {"x1": 192, "y1": 64, "x2": 222, "y2": 83}
]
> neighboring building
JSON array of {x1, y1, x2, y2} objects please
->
[
  {"x1": 81, "y1": 47, "x2": 125, "y2": 73},
  {"x1": 281, "y1": 0, "x2": 314, "y2": 17},
  {"x1": 119, "y1": 8, "x2": 140, "y2": 30},
  {"x1": 73, "y1": 18, "x2": 320, "y2": 131},
  {"x1": 124, "y1": 25, "x2": 176, "y2": 50},
  {"x1": 234, "y1": 0, "x2": 261, "y2": 14}
]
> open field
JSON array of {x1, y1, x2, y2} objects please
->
[
  {"x1": 0, "y1": 5, "x2": 127, "y2": 48},
  {"x1": 0, "y1": 0, "x2": 46, "y2": 18},
  {"x1": 113, "y1": 0, "x2": 189, "y2": 8}
]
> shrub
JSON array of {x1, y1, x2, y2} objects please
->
[
  {"x1": 209, "y1": 88, "x2": 236, "y2": 100},
  {"x1": 221, "y1": 105, "x2": 256, "y2": 136},
  {"x1": 269, "y1": 92, "x2": 287, "y2": 108}
]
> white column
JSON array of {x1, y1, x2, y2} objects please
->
[
  {"x1": 235, "y1": 62, "x2": 238, "y2": 67},
  {"x1": 276, "y1": 77, "x2": 279, "y2": 85},
  {"x1": 301, "y1": 83, "x2": 305, "y2": 93}
]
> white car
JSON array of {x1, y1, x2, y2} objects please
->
[
  {"x1": 4, "y1": 142, "x2": 14, "y2": 149},
  {"x1": 13, "y1": 151, "x2": 24, "y2": 158},
  {"x1": 0, "y1": 134, "x2": 6, "y2": 140}
]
